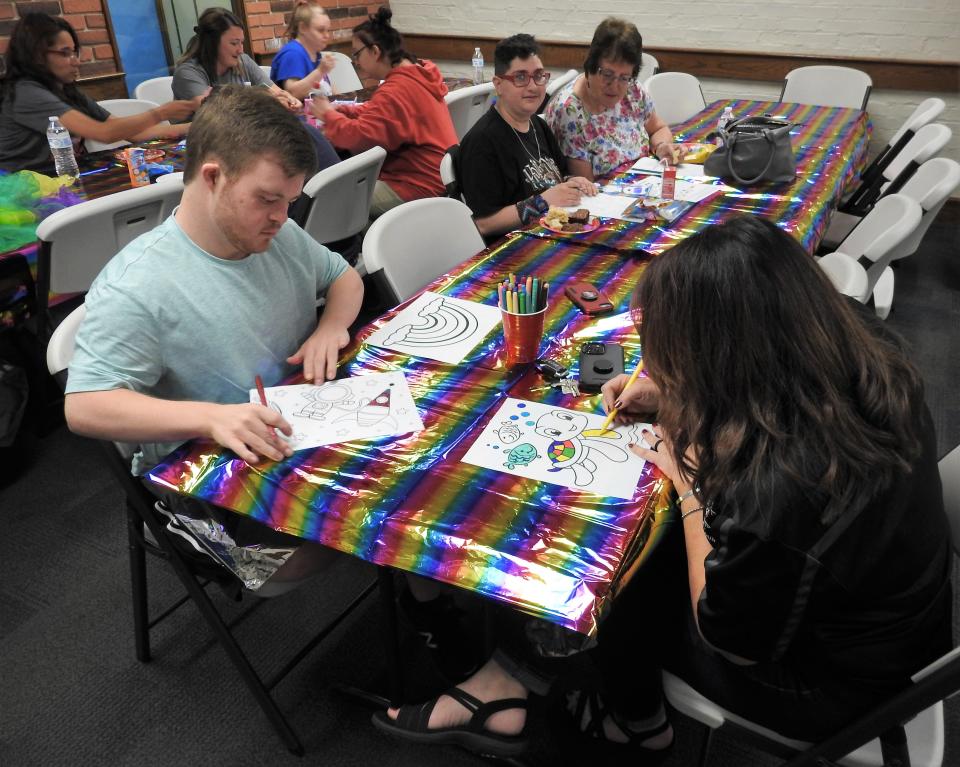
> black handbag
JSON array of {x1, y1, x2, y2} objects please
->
[{"x1": 704, "y1": 115, "x2": 796, "y2": 185}]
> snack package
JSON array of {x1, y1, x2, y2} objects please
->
[{"x1": 124, "y1": 148, "x2": 150, "y2": 187}]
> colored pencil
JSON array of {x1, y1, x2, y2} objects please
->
[
  {"x1": 255, "y1": 375, "x2": 268, "y2": 407},
  {"x1": 599, "y1": 356, "x2": 643, "y2": 432}
]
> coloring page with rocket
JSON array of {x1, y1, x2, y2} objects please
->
[
  {"x1": 461, "y1": 398, "x2": 652, "y2": 500},
  {"x1": 365, "y1": 291, "x2": 502, "y2": 364},
  {"x1": 249, "y1": 371, "x2": 424, "y2": 451}
]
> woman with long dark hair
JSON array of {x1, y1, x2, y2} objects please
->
[
  {"x1": 373, "y1": 216, "x2": 951, "y2": 757},
  {"x1": 172, "y1": 7, "x2": 300, "y2": 112},
  {"x1": 308, "y1": 7, "x2": 457, "y2": 219},
  {"x1": 0, "y1": 13, "x2": 198, "y2": 172}
]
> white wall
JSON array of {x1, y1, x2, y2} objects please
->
[{"x1": 393, "y1": 0, "x2": 960, "y2": 189}]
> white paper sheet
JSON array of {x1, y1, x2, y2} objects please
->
[
  {"x1": 366, "y1": 291, "x2": 502, "y2": 364},
  {"x1": 461, "y1": 398, "x2": 653, "y2": 500},
  {"x1": 629, "y1": 157, "x2": 716, "y2": 180},
  {"x1": 250, "y1": 371, "x2": 424, "y2": 451},
  {"x1": 561, "y1": 192, "x2": 635, "y2": 219},
  {"x1": 604, "y1": 176, "x2": 723, "y2": 205}
]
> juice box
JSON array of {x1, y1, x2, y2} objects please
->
[{"x1": 125, "y1": 147, "x2": 150, "y2": 187}]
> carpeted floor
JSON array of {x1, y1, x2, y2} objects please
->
[{"x1": 1, "y1": 205, "x2": 957, "y2": 766}]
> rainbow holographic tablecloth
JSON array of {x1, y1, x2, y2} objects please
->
[
  {"x1": 526, "y1": 99, "x2": 870, "y2": 255},
  {"x1": 149, "y1": 100, "x2": 868, "y2": 635},
  {"x1": 150, "y1": 233, "x2": 673, "y2": 635}
]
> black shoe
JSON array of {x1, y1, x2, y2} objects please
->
[{"x1": 398, "y1": 590, "x2": 482, "y2": 681}]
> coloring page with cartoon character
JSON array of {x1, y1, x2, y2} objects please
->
[
  {"x1": 365, "y1": 291, "x2": 502, "y2": 364},
  {"x1": 249, "y1": 371, "x2": 424, "y2": 451},
  {"x1": 461, "y1": 398, "x2": 653, "y2": 499}
]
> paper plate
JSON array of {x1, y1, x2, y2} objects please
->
[{"x1": 539, "y1": 216, "x2": 600, "y2": 234}]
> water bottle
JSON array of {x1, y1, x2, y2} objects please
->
[
  {"x1": 46, "y1": 116, "x2": 79, "y2": 179},
  {"x1": 716, "y1": 106, "x2": 734, "y2": 148},
  {"x1": 471, "y1": 47, "x2": 484, "y2": 85}
]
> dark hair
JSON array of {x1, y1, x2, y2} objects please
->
[
  {"x1": 634, "y1": 215, "x2": 923, "y2": 524},
  {"x1": 352, "y1": 6, "x2": 414, "y2": 67},
  {"x1": 493, "y1": 34, "x2": 540, "y2": 76},
  {"x1": 0, "y1": 13, "x2": 94, "y2": 115},
  {"x1": 284, "y1": 1, "x2": 326, "y2": 41},
  {"x1": 177, "y1": 7, "x2": 245, "y2": 84},
  {"x1": 183, "y1": 85, "x2": 317, "y2": 182},
  {"x1": 584, "y1": 18, "x2": 642, "y2": 77}
]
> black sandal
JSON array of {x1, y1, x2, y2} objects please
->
[
  {"x1": 372, "y1": 686, "x2": 530, "y2": 757},
  {"x1": 569, "y1": 689, "x2": 673, "y2": 751}
]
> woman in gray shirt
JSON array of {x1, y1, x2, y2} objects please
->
[{"x1": 0, "y1": 13, "x2": 198, "y2": 172}]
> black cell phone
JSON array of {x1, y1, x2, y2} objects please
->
[{"x1": 578, "y1": 342, "x2": 625, "y2": 391}]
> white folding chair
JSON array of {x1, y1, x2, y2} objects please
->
[
  {"x1": 155, "y1": 171, "x2": 184, "y2": 185},
  {"x1": 663, "y1": 442, "x2": 960, "y2": 767},
  {"x1": 545, "y1": 68, "x2": 578, "y2": 100},
  {"x1": 843, "y1": 98, "x2": 945, "y2": 214},
  {"x1": 870, "y1": 158, "x2": 960, "y2": 318},
  {"x1": 779, "y1": 65, "x2": 872, "y2": 111},
  {"x1": 133, "y1": 76, "x2": 174, "y2": 105},
  {"x1": 637, "y1": 52, "x2": 659, "y2": 84},
  {"x1": 301, "y1": 146, "x2": 386, "y2": 264},
  {"x1": 85, "y1": 98, "x2": 162, "y2": 152},
  {"x1": 259, "y1": 64, "x2": 272, "y2": 82},
  {"x1": 817, "y1": 252, "x2": 869, "y2": 299},
  {"x1": 34, "y1": 178, "x2": 185, "y2": 323},
  {"x1": 324, "y1": 51, "x2": 363, "y2": 94},
  {"x1": 439, "y1": 146, "x2": 460, "y2": 199},
  {"x1": 361, "y1": 197, "x2": 485, "y2": 304},
  {"x1": 444, "y1": 82, "x2": 495, "y2": 141},
  {"x1": 643, "y1": 72, "x2": 706, "y2": 126},
  {"x1": 824, "y1": 123, "x2": 953, "y2": 245}
]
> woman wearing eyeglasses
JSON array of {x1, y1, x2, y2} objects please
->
[
  {"x1": 0, "y1": 13, "x2": 198, "y2": 172},
  {"x1": 544, "y1": 18, "x2": 680, "y2": 181},
  {"x1": 308, "y1": 7, "x2": 457, "y2": 219},
  {"x1": 457, "y1": 34, "x2": 596, "y2": 242}
]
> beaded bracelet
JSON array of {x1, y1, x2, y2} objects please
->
[
  {"x1": 516, "y1": 193, "x2": 549, "y2": 225},
  {"x1": 681, "y1": 506, "x2": 705, "y2": 521}
]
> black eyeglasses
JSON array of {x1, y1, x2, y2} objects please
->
[
  {"x1": 596, "y1": 68, "x2": 636, "y2": 86},
  {"x1": 47, "y1": 46, "x2": 81, "y2": 60},
  {"x1": 498, "y1": 69, "x2": 551, "y2": 87},
  {"x1": 350, "y1": 44, "x2": 371, "y2": 63}
]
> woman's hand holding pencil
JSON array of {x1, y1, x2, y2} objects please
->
[{"x1": 600, "y1": 371, "x2": 661, "y2": 427}]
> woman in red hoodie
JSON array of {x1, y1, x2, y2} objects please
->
[{"x1": 309, "y1": 7, "x2": 457, "y2": 219}]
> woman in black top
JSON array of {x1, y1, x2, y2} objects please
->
[
  {"x1": 373, "y1": 215, "x2": 951, "y2": 757},
  {"x1": 0, "y1": 13, "x2": 198, "y2": 172}
]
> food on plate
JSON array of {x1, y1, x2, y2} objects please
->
[
  {"x1": 543, "y1": 207, "x2": 569, "y2": 228},
  {"x1": 567, "y1": 208, "x2": 590, "y2": 224}
]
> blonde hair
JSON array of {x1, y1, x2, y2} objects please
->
[{"x1": 284, "y1": 2, "x2": 328, "y2": 41}]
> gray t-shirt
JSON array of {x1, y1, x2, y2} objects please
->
[
  {"x1": 172, "y1": 53, "x2": 269, "y2": 100},
  {"x1": 66, "y1": 213, "x2": 349, "y2": 474},
  {"x1": 0, "y1": 80, "x2": 110, "y2": 171}
]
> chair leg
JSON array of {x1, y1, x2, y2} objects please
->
[
  {"x1": 159, "y1": 530, "x2": 305, "y2": 755},
  {"x1": 698, "y1": 725, "x2": 715, "y2": 767},
  {"x1": 127, "y1": 503, "x2": 151, "y2": 663},
  {"x1": 872, "y1": 267, "x2": 894, "y2": 320}
]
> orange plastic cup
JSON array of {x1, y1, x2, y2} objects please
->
[{"x1": 501, "y1": 304, "x2": 548, "y2": 364}]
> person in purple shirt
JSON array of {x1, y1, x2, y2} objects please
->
[{"x1": 270, "y1": 2, "x2": 335, "y2": 101}]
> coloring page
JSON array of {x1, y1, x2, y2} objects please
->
[
  {"x1": 249, "y1": 371, "x2": 424, "y2": 451},
  {"x1": 461, "y1": 398, "x2": 652, "y2": 500},
  {"x1": 366, "y1": 291, "x2": 502, "y2": 364}
]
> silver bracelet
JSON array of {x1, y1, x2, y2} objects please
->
[
  {"x1": 677, "y1": 488, "x2": 696, "y2": 504},
  {"x1": 681, "y1": 506, "x2": 705, "y2": 521}
]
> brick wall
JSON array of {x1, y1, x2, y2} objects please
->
[
  {"x1": 0, "y1": 0, "x2": 118, "y2": 76},
  {"x1": 243, "y1": 0, "x2": 387, "y2": 56}
]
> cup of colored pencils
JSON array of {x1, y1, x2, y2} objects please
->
[{"x1": 498, "y1": 273, "x2": 549, "y2": 364}]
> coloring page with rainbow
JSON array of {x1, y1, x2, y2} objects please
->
[
  {"x1": 250, "y1": 371, "x2": 424, "y2": 452},
  {"x1": 461, "y1": 398, "x2": 652, "y2": 500}
]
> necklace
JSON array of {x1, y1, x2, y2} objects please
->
[{"x1": 509, "y1": 121, "x2": 541, "y2": 162}]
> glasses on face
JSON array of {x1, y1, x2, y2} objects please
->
[
  {"x1": 47, "y1": 47, "x2": 81, "y2": 60},
  {"x1": 350, "y1": 44, "x2": 371, "y2": 63},
  {"x1": 498, "y1": 69, "x2": 551, "y2": 87},
  {"x1": 596, "y1": 68, "x2": 636, "y2": 86}
]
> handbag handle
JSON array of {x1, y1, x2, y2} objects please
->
[{"x1": 725, "y1": 128, "x2": 779, "y2": 186}]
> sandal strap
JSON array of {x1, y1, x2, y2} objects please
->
[
  {"x1": 394, "y1": 687, "x2": 529, "y2": 735},
  {"x1": 466, "y1": 697, "x2": 529, "y2": 733}
]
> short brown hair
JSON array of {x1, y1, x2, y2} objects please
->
[
  {"x1": 182, "y1": 85, "x2": 317, "y2": 182},
  {"x1": 584, "y1": 18, "x2": 642, "y2": 77}
]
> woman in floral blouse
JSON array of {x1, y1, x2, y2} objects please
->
[{"x1": 544, "y1": 18, "x2": 680, "y2": 180}]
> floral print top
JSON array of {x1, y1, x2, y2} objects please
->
[{"x1": 544, "y1": 77, "x2": 656, "y2": 177}]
